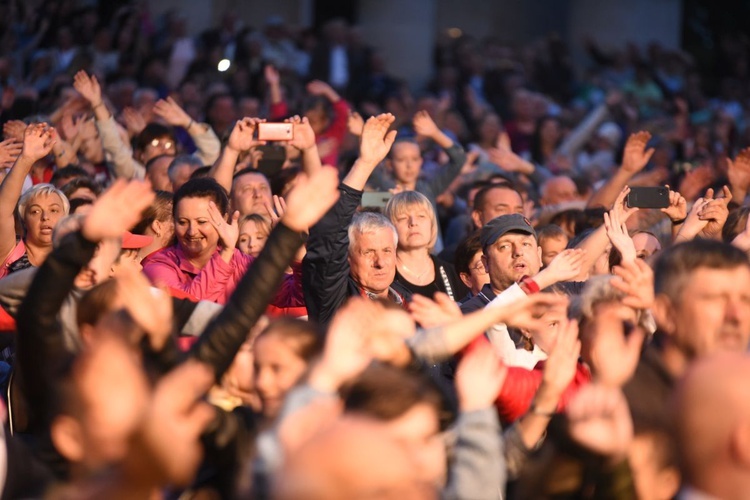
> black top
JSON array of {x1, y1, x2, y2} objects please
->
[{"x1": 394, "y1": 255, "x2": 469, "y2": 301}]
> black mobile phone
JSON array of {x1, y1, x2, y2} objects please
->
[{"x1": 626, "y1": 186, "x2": 669, "y2": 209}]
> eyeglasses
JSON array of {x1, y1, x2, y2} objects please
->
[
  {"x1": 469, "y1": 262, "x2": 487, "y2": 274},
  {"x1": 149, "y1": 138, "x2": 175, "y2": 150}
]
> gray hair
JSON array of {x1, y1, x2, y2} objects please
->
[
  {"x1": 348, "y1": 211, "x2": 398, "y2": 253},
  {"x1": 18, "y1": 183, "x2": 70, "y2": 220},
  {"x1": 168, "y1": 155, "x2": 203, "y2": 182}
]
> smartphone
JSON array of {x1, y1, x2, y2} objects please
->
[
  {"x1": 254, "y1": 144, "x2": 287, "y2": 178},
  {"x1": 626, "y1": 186, "x2": 669, "y2": 209},
  {"x1": 258, "y1": 122, "x2": 293, "y2": 141},
  {"x1": 361, "y1": 191, "x2": 393, "y2": 209}
]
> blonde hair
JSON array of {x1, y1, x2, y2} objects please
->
[
  {"x1": 18, "y1": 183, "x2": 70, "y2": 220},
  {"x1": 384, "y1": 191, "x2": 438, "y2": 250},
  {"x1": 239, "y1": 213, "x2": 272, "y2": 237}
]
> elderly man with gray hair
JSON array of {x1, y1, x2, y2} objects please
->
[{"x1": 303, "y1": 113, "x2": 409, "y2": 325}]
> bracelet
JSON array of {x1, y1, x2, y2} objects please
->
[
  {"x1": 56, "y1": 149, "x2": 65, "y2": 158},
  {"x1": 186, "y1": 119, "x2": 194, "y2": 131},
  {"x1": 528, "y1": 403, "x2": 556, "y2": 417},
  {"x1": 671, "y1": 217, "x2": 686, "y2": 225},
  {"x1": 92, "y1": 102, "x2": 104, "y2": 109},
  {"x1": 518, "y1": 275, "x2": 541, "y2": 295}
]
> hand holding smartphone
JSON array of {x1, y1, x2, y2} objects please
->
[
  {"x1": 258, "y1": 122, "x2": 294, "y2": 141},
  {"x1": 626, "y1": 186, "x2": 669, "y2": 209}
]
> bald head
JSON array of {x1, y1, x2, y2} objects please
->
[
  {"x1": 673, "y1": 352, "x2": 750, "y2": 497},
  {"x1": 275, "y1": 416, "x2": 435, "y2": 500}
]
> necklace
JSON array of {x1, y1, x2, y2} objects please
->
[{"x1": 398, "y1": 257, "x2": 432, "y2": 282}]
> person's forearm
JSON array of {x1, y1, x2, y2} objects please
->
[
  {"x1": 343, "y1": 159, "x2": 377, "y2": 191},
  {"x1": 301, "y1": 145, "x2": 322, "y2": 174},
  {"x1": 190, "y1": 122, "x2": 222, "y2": 166},
  {"x1": 515, "y1": 382, "x2": 561, "y2": 449},
  {"x1": 269, "y1": 83, "x2": 282, "y2": 105},
  {"x1": 0, "y1": 155, "x2": 33, "y2": 216},
  {"x1": 587, "y1": 169, "x2": 632, "y2": 209},
  {"x1": 431, "y1": 129, "x2": 454, "y2": 150},
  {"x1": 208, "y1": 147, "x2": 240, "y2": 194},
  {"x1": 51, "y1": 138, "x2": 78, "y2": 167},
  {"x1": 571, "y1": 225, "x2": 608, "y2": 281}
]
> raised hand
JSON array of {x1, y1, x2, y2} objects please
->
[
  {"x1": 121, "y1": 107, "x2": 147, "y2": 137},
  {"x1": 347, "y1": 111, "x2": 364, "y2": 137},
  {"x1": 660, "y1": 185, "x2": 687, "y2": 223},
  {"x1": 613, "y1": 185, "x2": 639, "y2": 222},
  {"x1": 263, "y1": 195, "x2": 286, "y2": 228},
  {"x1": 675, "y1": 195, "x2": 710, "y2": 242},
  {"x1": 264, "y1": 64, "x2": 280, "y2": 86},
  {"x1": 409, "y1": 292, "x2": 462, "y2": 328},
  {"x1": 208, "y1": 201, "x2": 240, "y2": 249},
  {"x1": 501, "y1": 293, "x2": 571, "y2": 333},
  {"x1": 306, "y1": 80, "x2": 337, "y2": 100},
  {"x1": 309, "y1": 297, "x2": 375, "y2": 392},
  {"x1": 227, "y1": 117, "x2": 265, "y2": 153},
  {"x1": 153, "y1": 96, "x2": 192, "y2": 129},
  {"x1": 455, "y1": 342, "x2": 507, "y2": 412},
  {"x1": 535, "y1": 248, "x2": 586, "y2": 289},
  {"x1": 2, "y1": 120, "x2": 25, "y2": 141},
  {"x1": 281, "y1": 165, "x2": 340, "y2": 232},
  {"x1": 0, "y1": 139, "x2": 22, "y2": 166},
  {"x1": 604, "y1": 210, "x2": 636, "y2": 263},
  {"x1": 610, "y1": 258, "x2": 655, "y2": 310},
  {"x1": 116, "y1": 266, "x2": 174, "y2": 351},
  {"x1": 131, "y1": 360, "x2": 216, "y2": 487},
  {"x1": 620, "y1": 131, "x2": 654, "y2": 175},
  {"x1": 73, "y1": 70, "x2": 103, "y2": 105},
  {"x1": 287, "y1": 115, "x2": 316, "y2": 151},
  {"x1": 20, "y1": 123, "x2": 56, "y2": 162},
  {"x1": 583, "y1": 301, "x2": 645, "y2": 388},
  {"x1": 487, "y1": 146, "x2": 534, "y2": 175},
  {"x1": 412, "y1": 110, "x2": 441, "y2": 139},
  {"x1": 59, "y1": 112, "x2": 82, "y2": 141},
  {"x1": 698, "y1": 185, "x2": 731, "y2": 240},
  {"x1": 359, "y1": 113, "x2": 397, "y2": 166},
  {"x1": 541, "y1": 318, "x2": 581, "y2": 394},
  {"x1": 566, "y1": 383, "x2": 633, "y2": 462},
  {"x1": 82, "y1": 179, "x2": 156, "y2": 242}
]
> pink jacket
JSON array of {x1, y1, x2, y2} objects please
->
[{"x1": 142, "y1": 245, "x2": 304, "y2": 306}]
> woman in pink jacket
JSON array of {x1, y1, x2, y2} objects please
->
[{"x1": 142, "y1": 177, "x2": 303, "y2": 306}]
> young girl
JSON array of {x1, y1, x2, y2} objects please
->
[{"x1": 237, "y1": 214, "x2": 272, "y2": 258}]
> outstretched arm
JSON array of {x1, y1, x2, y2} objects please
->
[{"x1": 587, "y1": 132, "x2": 654, "y2": 209}]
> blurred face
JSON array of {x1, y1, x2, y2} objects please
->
[
  {"x1": 539, "y1": 118, "x2": 561, "y2": 145},
  {"x1": 479, "y1": 114, "x2": 501, "y2": 143},
  {"x1": 170, "y1": 163, "x2": 196, "y2": 192},
  {"x1": 540, "y1": 235, "x2": 569, "y2": 268},
  {"x1": 528, "y1": 304, "x2": 569, "y2": 354},
  {"x1": 385, "y1": 402, "x2": 445, "y2": 487},
  {"x1": 238, "y1": 219, "x2": 268, "y2": 257},
  {"x1": 666, "y1": 266, "x2": 750, "y2": 358},
  {"x1": 110, "y1": 249, "x2": 143, "y2": 277},
  {"x1": 24, "y1": 193, "x2": 65, "y2": 246},
  {"x1": 392, "y1": 205, "x2": 433, "y2": 251},
  {"x1": 483, "y1": 232, "x2": 542, "y2": 292},
  {"x1": 390, "y1": 143, "x2": 423, "y2": 186},
  {"x1": 146, "y1": 156, "x2": 173, "y2": 192},
  {"x1": 231, "y1": 173, "x2": 272, "y2": 216},
  {"x1": 472, "y1": 187, "x2": 524, "y2": 228},
  {"x1": 542, "y1": 177, "x2": 577, "y2": 206},
  {"x1": 141, "y1": 136, "x2": 176, "y2": 164},
  {"x1": 75, "y1": 239, "x2": 122, "y2": 289},
  {"x1": 74, "y1": 335, "x2": 150, "y2": 470},
  {"x1": 459, "y1": 250, "x2": 489, "y2": 296},
  {"x1": 349, "y1": 228, "x2": 397, "y2": 295},
  {"x1": 305, "y1": 107, "x2": 329, "y2": 135},
  {"x1": 633, "y1": 233, "x2": 661, "y2": 260},
  {"x1": 253, "y1": 334, "x2": 308, "y2": 419},
  {"x1": 175, "y1": 197, "x2": 220, "y2": 260}
]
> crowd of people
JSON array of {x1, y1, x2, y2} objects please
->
[{"x1": 1, "y1": 1, "x2": 750, "y2": 498}]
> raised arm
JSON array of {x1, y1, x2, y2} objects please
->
[
  {"x1": 343, "y1": 113, "x2": 397, "y2": 190},
  {"x1": 153, "y1": 97, "x2": 221, "y2": 165},
  {"x1": 587, "y1": 132, "x2": 654, "y2": 209},
  {"x1": 0, "y1": 124, "x2": 55, "y2": 262},
  {"x1": 191, "y1": 167, "x2": 340, "y2": 381},
  {"x1": 287, "y1": 115, "x2": 322, "y2": 175},
  {"x1": 208, "y1": 117, "x2": 265, "y2": 193},
  {"x1": 413, "y1": 110, "x2": 468, "y2": 195}
]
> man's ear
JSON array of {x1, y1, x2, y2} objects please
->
[
  {"x1": 51, "y1": 415, "x2": 84, "y2": 463},
  {"x1": 536, "y1": 245, "x2": 543, "y2": 268},
  {"x1": 651, "y1": 294, "x2": 676, "y2": 335},
  {"x1": 471, "y1": 210, "x2": 483, "y2": 230},
  {"x1": 459, "y1": 272, "x2": 472, "y2": 289}
]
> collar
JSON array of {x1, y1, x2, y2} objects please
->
[
  {"x1": 678, "y1": 486, "x2": 720, "y2": 500},
  {"x1": 360, "y1": 286, "x2": 406, "y2": 308},
  {"x1": 477, "y1": 283, "x2": 497, "y2": 304}
]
